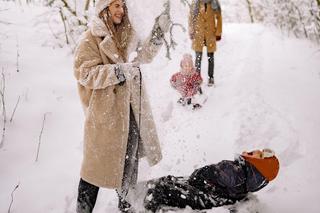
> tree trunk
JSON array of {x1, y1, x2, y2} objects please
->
[
  {"x1": 316, "y1": 0, "x2": 320, "y2": 42},
  {"x1": 246, "y1": 0, "x2": 255, "y2": 23},
  {"x1": 59, "y1": 9, "x2": 69, "y2": 45},
  {"x1": 84, "y1": 0, "x2": 90, "y2": 11}
]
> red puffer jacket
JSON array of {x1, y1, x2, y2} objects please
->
[{"x1": 170, "y1": 71, "x2": 203, "y2": 98}]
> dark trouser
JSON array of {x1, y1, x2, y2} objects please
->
[
  {"x1": 77, "y1": 106, "x2": 140, "y2": 213},
  {"x1": 195, "y1": 51, "x2": 214, "y2": 78},
  {"x1": 144, "y1": 175, "x2": 237, "y2": 212},
  {"x1": 116, "y1": 106, "x2": 140, "y2": 207}
]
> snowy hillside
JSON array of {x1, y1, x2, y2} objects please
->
[{"x1": 1, "y1": 1, "x2": 320, "y2": 213}]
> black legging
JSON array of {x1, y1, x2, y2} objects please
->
[
  {"x1": 195, "y1": 51, "x2": 214, "y2": 78},
  {"x1": 76, "y1": 106, "x2": 140, "y2": 213},
  {"x1": 77, "y1": 178, "x2": 99, "y2": 213}
]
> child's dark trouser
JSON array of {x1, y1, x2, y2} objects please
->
[
  {"x1": 76, "y1": 106, "x2": 139, "y2": 213},
  {"x1": 195, "y1": 52, "x2": 214, "y2": 78}
]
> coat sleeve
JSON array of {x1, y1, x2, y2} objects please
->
[
  {"x1": 215, "y1": 10, "x2": 222, "y2": 37},
  {"x1": 170, "y1": 73, "x2": 184, "y2": 89},
  {"x1": 132, "y1": 24, "x2": 166, "y2": 64},
  {"x1": 74, "y1": 33, "x2": 124, "y2": 90},
  {"x1": 194, "y1": 72, "x2": 203, "y2": 85},
  {"x1": 170, "y1": 74, "x2": 177, "y2": 88}
]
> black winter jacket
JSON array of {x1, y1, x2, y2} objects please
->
[
  {"x1": 144, "y1": 156, "x2": 269, "y2": 212},
  {"x1": 188, "y1": 156, "x2": 268, "y2": 200}
]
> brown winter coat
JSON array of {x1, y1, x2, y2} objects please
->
[
  {"x1": 74, "y1": 17, "x2": 162, "y2": 188},
  {"x1": 189, "y1": 0, "x2": 222, "y2": 53}
]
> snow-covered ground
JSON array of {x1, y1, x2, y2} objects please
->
[{"x1": 1, "y1": 1, "x2": 320, "y2": 213}]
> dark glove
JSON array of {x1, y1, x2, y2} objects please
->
[
  {"x1": 114, "y1": 65, "x2": 126, "y2": 86},
  {"x1": 189, "y1": 32, "x2": 195, "y2": 40},
  {"x1": 216, "y1": 35, "x2": 221, "y2": 41},
  {"x1": 116, "y1": 62, "x2": 140, "y2": 86}
]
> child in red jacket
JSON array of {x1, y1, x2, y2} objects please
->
[{"x1": 170, "y1": 54, "x2": 203, "y2": 109}]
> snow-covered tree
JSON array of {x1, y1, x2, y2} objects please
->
[{"x1": 221, "y1": 0, "x2": 320, "y2": 42}]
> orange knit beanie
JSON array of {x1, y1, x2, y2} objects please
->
[{"x1": 242, "y1": 154, "x2": 280, "y2": 181}]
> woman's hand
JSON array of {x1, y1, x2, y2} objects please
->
[
  {"x1": 188, "y1": 27, "x2": 195, "y2": 40},
  {"x1": 189, "y1": 32, "x2": 195, "y2": 40}
]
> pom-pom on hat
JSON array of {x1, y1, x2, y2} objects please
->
[{"x1": 242, "y1": 149, "x2": 280, "y2": 181}]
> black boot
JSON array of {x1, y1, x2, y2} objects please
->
[
  {"x1": 186, "y1": 98, "x2": 192, "y2": 105},
  {"x1": 198, "y1": 87, "x2": 203, "y2": 95},
  {"x1": 177, "y1": 97, "x2": 185, "y2": 105},
  {"x1": 118, "y1": 198, "x2": 134, "y2": 213},
  {"x1": 208, "y1": 77, "x2": 214, "y2": 87},
  {"x1": 192, "y1": 103, "x2": 202, "y2": 110}
]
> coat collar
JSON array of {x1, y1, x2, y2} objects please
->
[{"x1": 90, "y1": 16, "x2": 125, "y2": 64}]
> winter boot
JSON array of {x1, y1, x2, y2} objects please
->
[
  {"x1": 186, "y1": 98, "x2": 192, "y2": 105},
  {"x1": 192, "y1": 103, "x2": 202, "y2": 110},
  {"x1": 118, "y1": 199, "x2": 135, "y2": 213},
  {"x1": 198, "y1": 86, "x2": 203, "y2": 95},
  {"x1": 177, "y1": 97, "x2": 186, "y2": 106},
  {"x1": 208, "y1": 77, "x2": 214, "y2": 87}
]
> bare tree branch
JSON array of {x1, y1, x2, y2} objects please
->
[
  {"x1": 10, "y1": 96, "x2": 20, "y2": 123},
  {"x1": 16, "y1": 36, "x2": 20, "y2": 72},
  {"x1": 59, "y1": 9, "x2": 69, "y2": 44},
  {"x1": 180, "y1": 0, "x2": 191, "y2": 8},
  {"x1": 60, "y1": 0, "x2": 77, "y2": 17},
  {"x1": 59, "y1": 0, "x2": 86, "y2": 26},
  {"x1": 246, "y1": 0, "x2": 255, "y2": 23},
  {"x1": 8, "y1": 183, "x2": 20, "y2": 213},
  {"x1": 35, "y1": 113, "x2": 49, "y2": 162},
  {"x1": 157, "y1": 0, "x2": 186, "y2": 60},
  {"x1": 293, "y1": 4, "x2": 309, "y2": 38},
  {"x1": 84, "y1": 0, "x2": 91, "y2": 11},
  {"x1": 0, "y1": 69, "x2": 6, "y2": 149}
]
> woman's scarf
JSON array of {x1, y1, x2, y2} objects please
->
[{"x1": 193, "y1": 0, "x2": 221, "y2": 20}]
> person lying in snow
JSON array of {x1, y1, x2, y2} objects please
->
[
  {"x1": 143, "y1": 148, "x2": 279, "y2": 212},
  {"x1": 170, "y1": 53, "x2": 203, "y2": 109}
]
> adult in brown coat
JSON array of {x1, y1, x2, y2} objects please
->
[
  {"x1": 73, "y1": 0, "x2": 170, "y2": 212},
  {"x1": 189, "y1": 0, "x2": 222, "y2": 86}
]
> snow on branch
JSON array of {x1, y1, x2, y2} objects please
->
[{"x1": 156, "y1": 0, "x2": 186, "y2": 59}]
